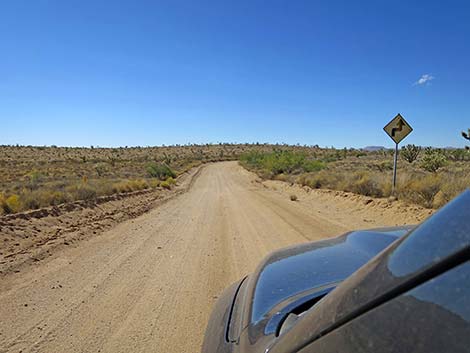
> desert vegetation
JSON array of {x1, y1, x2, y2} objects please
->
[
  {"x1": 240, "y1": 146, "x2": 470, "y2": 209},
  {"x1": 0, "y1": 144, "x2": 256, "y2": 215},
  {"x1": 1, "y1": 143, "x2": 469, "y2": 215}
]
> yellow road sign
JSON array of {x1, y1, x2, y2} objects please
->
[{"x1": 383, "y1": 114, "x2": 413, "y2": 144}]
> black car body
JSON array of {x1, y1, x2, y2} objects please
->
[{"x1": 202, "y1": 190, "x2": 470, "y2": 353}]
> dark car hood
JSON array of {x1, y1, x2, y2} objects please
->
[
  {"x1": 235, "y1": 225, "x2": 413, "y2": 350},
  {"x1": 268, "y1": 190, "x2": 470, "y2": 353}
]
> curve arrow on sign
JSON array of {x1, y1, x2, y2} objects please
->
[{"x1": 391, "y1": 118, "x2": 405, "y2": 137}]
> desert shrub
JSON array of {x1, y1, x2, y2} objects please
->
[
  {"x1": 290, "y1": 194, "x2": 298, "y2": 201},
  {"x1": 149, "y1": 179, "x2": 161, "y2": 188},
  {"x1": 112, "y1": 179, "x2": 149, "y2": 193},
  {"x1": 0, "y1": 193, "x2": 8, "y2": 214},
  {"x1": 376, "y1": 160, "x2": 393, "y2": 172},
  {"x1": 159, "y1": 176, "x2": 177, "y2": 190},
  {"x1": 21, "y1": 190, "x2": 70, "y2": 210},
  {"x1": 240, "y1": 150, "x2": 326, "y2": 176},
  {"x1": 25, "y1": 170, "x2": 44, "y2": 190},
  {"x1": 160, "y1": 180, "x2": 171, "y2": 189},
  {"x1": 147, "y1": 163, "x2": 176, "y2": 180},
  {"x1": 94, "y1": 163, "x2": 108, "y2": 177},
  {"x1": 0, "y1": 193, "x2": 6, "y2": 216},
  {"x1": 130, "y1": 179, "x2": 149, "y2": 190},
  {"x1": 303, "y1": 160, "x2": 327, "y2": 172},
  {"x1": 166, "y1": 177, "x2": 176, "y2": 185},
  {"x1": 432, "y1": 174, "x2": 470, "y2": 208},
  {"x1": 297, "y1": 170, "x2": 344, "y2": 190},
  {"x1": 399, "y1": 174, "x2": 442, "y2": 208},
  {"x1": 19, "y1": 193, "x2": 40, "y2": 210},
  {"x1": 401, "y1": 144, "x2": 421, "y2": 163},
  {"x1": 2, "y1": 194, "x2": 21, "y2": 214},
  {"x1": 112, "y1": 181, "x2": 133, "y2": 193},
  {"x1": 67, "y1": 184, "x2": 97, "y2": 200},
  {"x1": 44, "y1": 191, "x2": 70, "y2": 206},
  {"x1": 346, "y1": 172, "x2": 385, "y2": 197},
  {"x1": 447, "y1": 149, "x2": 470, "y2": 161},
  {"x1": 420, "y1": 149, "x2": 447, "y2": 173}
]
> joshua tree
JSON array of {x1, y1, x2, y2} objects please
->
[
  {"x1": 462, "y1": 128, "x2": 470, "y2": 150},
  {"x1": 401, "y1": 144, "x2": 421, "y2": 163}
]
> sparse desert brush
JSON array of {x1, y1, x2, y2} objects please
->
[
  {"x1": 432, "y1": 174, "x2": 470, "y2": 208},
  {"x1": 297, "y1": 170, "x2": 332, "y2": 189},
  {"x1": 67, "y1": 184, "x2": 97, "y2": 201},
  {"x1": 20, "y1": 189, "x2": 71, "y2": 210},
  {"x1": 399, "y1": 174, "x2": 442, "y2": 208},
  {"x1": 2, "y1": 144, "x2": 469, "y2": 213},
  {"x1": 375, "y1": 160, "x2": 393, "y2": 172},
  {"x1": 94, "y1": 163, "x2": 108, "y2": 177},
  {"x1": 112, "y1": 179, "x2": 149, "y2": 193},
  {"x1": 25, "y1": 170, "x2": 44, "y2": 190},
  {"x1": 346, "y1": 171, "x2": 386, "y2": 198},
  {"x1": 112, "y1": 181, "x2": 133, "y2": 194},
  {"x1": 290, "y1": 194, "x2": 298, "y2": 201}
]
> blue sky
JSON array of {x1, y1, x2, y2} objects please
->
[{"x1": 1, "y1": 0, "x2": 469, "y2": 148}]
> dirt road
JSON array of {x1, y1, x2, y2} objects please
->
[{"x1": 0, "y1": 162, "x2": 425, "y2": 353}]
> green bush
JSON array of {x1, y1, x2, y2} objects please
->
[
  {"x1": 146, "y1": 163, "x2": 176, "y2": 180},
  {"x1": 240, "y1": 150, "x2": 326, "y2": 176}
]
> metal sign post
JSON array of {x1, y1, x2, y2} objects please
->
[
  {"x1": 392, "y1": 143, "x2": 398, "y2": 194},
  {"x1": 383, "y1": 114, "x2": 413, "y2": 195}
]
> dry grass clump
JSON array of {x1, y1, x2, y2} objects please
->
[
  {"x1": 398, "y1": 174, "x2": 442, "y2": 208},
  {"x1": 112, "y1": 179, "x2": 149, "y2": 194},
  {"x1": 297, "y1": 171, "x2": 389, "y2": 198},
  {"x1": 0, "y1": 178, "x2": 157, "y2": 215}
]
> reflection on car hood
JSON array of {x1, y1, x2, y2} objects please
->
[
  {"x1": 239, "y1": 226, "x2": 413, "y2": 349},
  {"x1": 251, "y1": 227, "x2": 411, "y2": 324}
]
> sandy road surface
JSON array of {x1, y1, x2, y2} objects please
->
[{"x1": 0, "y1": 162, "x2": 420, "y2": 353}]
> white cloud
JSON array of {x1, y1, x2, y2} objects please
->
[{"x1": 414, "y1": 74, "x2": 434, "y2": 86}]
